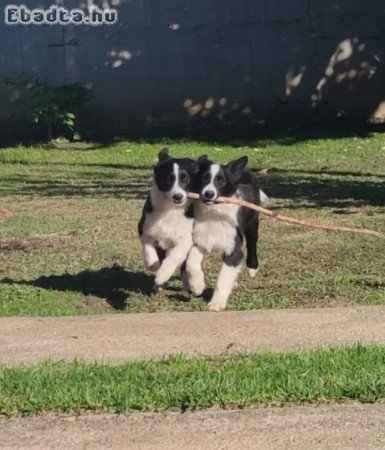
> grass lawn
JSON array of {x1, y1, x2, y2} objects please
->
[
  {"x1": 1, "y1": 345, "x2": 385, "y2": 415},
  {"x1": 0, "y1": 132, "x2": 384, "y2": 316}
]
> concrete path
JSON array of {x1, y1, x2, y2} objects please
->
[
  {"x1": 1, "y1": 306, "x2": 385, "y2": 365},
  {"x1": 2, "y1": 403, "x2": 385, "y2": 449}
]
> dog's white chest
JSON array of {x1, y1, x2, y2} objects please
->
[
  {"x1": 144, "y1": 208, "x2": 193, "y2": 249},
  {"x1": 193, "y1": 203, "x2": 239, "y2": 255}
]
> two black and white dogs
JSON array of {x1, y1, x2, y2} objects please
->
[{"x1": 138, "y1": 149, "x2": 265, "y2": 311}]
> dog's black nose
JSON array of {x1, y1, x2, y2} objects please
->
[
  {"x1": 172, "y1": 193, "x2": 184, "y2": 202},
  {"x1": 203, "y1": 190, "x2": 215, "y2": 200}
]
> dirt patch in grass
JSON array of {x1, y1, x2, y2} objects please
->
[
  {"x1": 0, "y1": 230, "x2": 87, "y2": 254},
  {"x1": 0, "y1": 238, "x2": 53, "y2": 253},
  {"x1": 0, "y1": 209, "x2": 12, "y2": 219}
]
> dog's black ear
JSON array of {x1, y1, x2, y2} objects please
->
[
  {"x1": 158, "y1": 148, "x2": 170, "y2": 163},
  {"x1": 197, "y1": 154, "x2": 211, "y2": 171},
  {"x1": 189, "y1": 160, "x2": 200, "y2": 175},
  {"x1": 226, "y1": 156, "x2": 248, "y2": 180}
]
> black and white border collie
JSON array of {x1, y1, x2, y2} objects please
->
[
  {"x1": 138, "y1": 149, "x2": 198, "y2": 290},
  {"x1": 186, "y1": 156, "x2": 265, "y2": 311}
]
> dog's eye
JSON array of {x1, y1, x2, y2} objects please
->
[
  {"x1": 203, "y1": 173, "x2": 211, "y2": 182},
  {"x1": 180, "y1": 173, "x2": 190, "y2": 183},
  {"x1": 216, "y1": 175, "x2": 225, "y2": 185},
  {"x1": 168, "y1": 174, "x2": 176, "y2": 184}
]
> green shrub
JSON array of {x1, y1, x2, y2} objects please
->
[{"x1": 4, "y1": 77, "x2": 90, "y2": 140}]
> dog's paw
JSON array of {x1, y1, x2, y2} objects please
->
[
  {"x1": 208, "y1": 301, "x2": 226, "y2": 312},
  {"x1": 154, "y1": 271, "x2": 170, "y2": 287},
  {"x1": 144, "y1": 261, "x2": 160, "y2": 272},
  {"x1": 147, "y1": 261, "x2": 160, "y2": 272},
  {"x1": 208, "y1": 291, "x2": 228, "y2": 311},
  {"x1": 153, "y1": 283, "x2": 168, "y2": 293},
  {"x1": 190, "y1": 280, "x2": 206, "y2": 297},
  {"x1": 247, "y1": 267, "x2": 259, "y2": 278},
  {"x1": 192, "y1": 288, "x2": 205, "y2": 297}
]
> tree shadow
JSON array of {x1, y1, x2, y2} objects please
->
[
  {"x1": 259, "y1": 169, "x2": 385, "y2": 208},
  {"x1": 0, "y1": 175, "x2": 150, "y2": 198},
  {"x1": 2, "y1": 122, "x2": 385, "y2": 151},
  {"x1": 0, "y1": 159, "x2": 152, "y2": 171},
  {"x1": 183, "y1": 123, "x2": 385, "y2": 148},
  {"x1": 1, "y1": 265, "x2": 154, "y2": 310},
  {"x1": 271, "y1": 168, "x2": 385, "y2": 180}
]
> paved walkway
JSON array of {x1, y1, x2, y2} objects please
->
[
  {"x1": 2, "y1": 307, "x2": 385, "y2": 448},
  {"x1": 1, "y1": 403, "x2": 385, "y2": 449},
  {"x1": 1, "y1": 306, "x2": 385, "y2": 365}
]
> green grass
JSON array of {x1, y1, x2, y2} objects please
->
[
  {"x1": 1, "y1": 345, "x2": 385, "y2": 415},
  {"x1": 0, "y1": 284, "x2": 92, "y2": 317},
  {"x1": 1, "y1": 133, "x2": 385, "y2": 316}
]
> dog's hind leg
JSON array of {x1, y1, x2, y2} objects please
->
[
  {"x1": 209, "y1": 237, "x2": 243, "y2": 312},
  {"x1": 185, "y1": 245, "x2": 206, "y2": 296},
  {"x1": 180, "y1": 261, "x2": 190, "y2": 292},
  {"x1": 156, "y1": 246, "x2": 166, "y2": 265},
  {"x1": 245, "y1": 216, "x2": 259, "y2": 278}
]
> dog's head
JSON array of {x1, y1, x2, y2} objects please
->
[
  {"x1": 153, "y1": 148, "x2": 199, "y2": 205},
  {"x1": 196, "y1": 155, "x2": 248, "y2": 205}
]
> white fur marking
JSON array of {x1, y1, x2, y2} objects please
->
[
  {"x1": 247, "y1": 267, "x2": 259, "y2": 278},
  {"x1": 259, "y1": 190, "x2": 268, "y2": 203},
  {"x1": 193, "y1": 199, "x2": 240, "y2": 255},
  {"x1": 140, "y1": 236, "x2": 160, "y2": 271},
  {"x1": 186, "y1": 245, "x2": 206, "y2": 296},
  {"x1": 209, "y1": 262, "x2": 242, "y2": 312},
  {"x1": 171, "y1": 163, "x2": 186, "y2": 202},
  {"x1": 202, "y1": 164, "x2": 220, "y2": 198}
]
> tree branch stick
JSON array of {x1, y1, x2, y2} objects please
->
[{"x1": 188, "y1": 192, "x2": 383, "y2": 238}]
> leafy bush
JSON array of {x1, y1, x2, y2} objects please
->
[{"x1": 4, "y1": 78, "x2": 90, "y2": 140}]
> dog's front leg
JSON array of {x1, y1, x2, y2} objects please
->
[
  {"x1": 185, "y1": 245, "x2": 206, "y2": 296},
  {"x1": 209, "y1": 247, "x2": 243, "y2": 312},
  {"x1": 154, "y1": 240, "x2": 193, "y2": 288},
  {"x1": 140, "y1": 235, "x2": 160, "y2": 272}
]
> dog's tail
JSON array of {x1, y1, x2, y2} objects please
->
[{"x1": 259, "y1": 190, "x2": 269, "y2": 203}]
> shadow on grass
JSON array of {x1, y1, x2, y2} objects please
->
[
  {"x1": 259, "y1": 170, "x2": 385, "y2": 208},
  {"x1": 3, "y1": 121, "x2": 384, "y2": 149},
  {"x1": 0, "y1": 160, "x2": 152, "y2": 171},
  {"x1": 0, "y1": 175, "x2": 150, "y2": 198},
  {"x1": 2, "y1": 169, "x2": 384, "y2": 207},
  {"x1": 1, "y1": 265, "x2": 154, "y2": 310},
  {"x1": 270, "y1": 168, "x2": 385, "y2": 180},
  {"x1": 1, "y1": 161, "x2": 384, "y2": 207}
]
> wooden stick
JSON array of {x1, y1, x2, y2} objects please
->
[{"x1": 187, "y1": 192, "x2": 383, "y2": 238}]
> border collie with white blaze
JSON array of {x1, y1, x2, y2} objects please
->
[
  {"x1": 186, "y1": 156, "x2": 263, "y2": 311},
  {"x1": 138, "y1": 149, "x2": 198, "y2": 290}
]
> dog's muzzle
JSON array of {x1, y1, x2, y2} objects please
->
[
  {"x1": 201, "y1": 190, "x2": 216, "y2": 205},
  {"x1": 172, "y1": 193, "x2": 185, "y2": 204}
]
